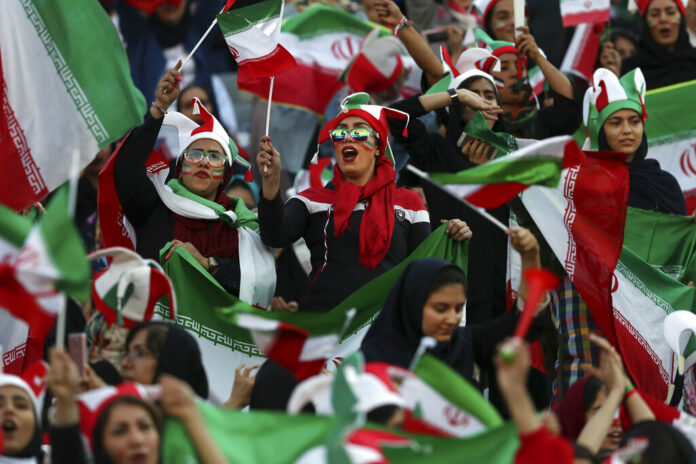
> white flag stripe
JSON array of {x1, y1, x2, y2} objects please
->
[
  {"x1": 14, "y1": 227, "x2": 61, "y2": 299},
  {"x1": 0, "y1": 0, "x2": 99, "y2": 191},
  {"x1": 224, "y1": 16, "x2": 282, "y2": 64},
  {"x1": 235, "y1": 313, "x2": 281, "y2": 331},
  {"x1": 299, "y1": 334, "x2": 340, "y2": 362}
]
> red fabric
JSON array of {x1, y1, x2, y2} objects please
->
[
  {"x1": 330, "y1": 158, "x2": 396, "y2": 270},
  {"x1": 556, "y1": 376, "x2": 592, "y2": 440},
  {"x1": 515, "y1": 426, "x2": 575, "y2": 464},
  {"x1": 171, "y1": 191, "x2": 240, "y2": 260},
  {"x1": 636, "y1": 0, "x2": 686, "y2": 16},
  {"x1": 619, "y1": 389, "x2": 681, "y2": 431},
  {"x1": 0, "y1": 264, "x2": 57, "y2": 341}
]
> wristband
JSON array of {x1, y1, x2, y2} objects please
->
[
  {"x1": 625, "y1": 388, "x2": 638, "y2": 401},
  {"x1": 151, "y1": 102, "x2": 168, "y2": 115},
  {"x1": 448, "y1": 87, "x2": 458, "y2": 103},
  {"x1": 393, "y1": 15, "x2": 413, "y2": 36}
]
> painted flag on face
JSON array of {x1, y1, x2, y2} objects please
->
[
  {"x1": 0, "y1": 0, "x2": 146, "y2": 211},
  {"x1": 217, "y1": 0, "x2": 297, "y2": 83}
]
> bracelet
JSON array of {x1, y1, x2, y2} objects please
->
[
  {"x1": 151, "y1": 102, "x2": 168, "y2": 115},
  {"x1": 625, "y1": 388, "x2": 638, "y2": 401},
  {"x1": 393, "y1": 15, "x2": 413, "y2": 36}
]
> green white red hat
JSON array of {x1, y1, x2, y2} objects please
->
[
  {"x1": 475, "y1": 29, "x2": 520, "y2": 60},
  {"x1": 163, "y1": 97, "x2": 252, "y2": 179},
  {"x1": 88, "y1": 247, "x2": 176, "y2": 328},
  {"x1": 582, "y1": 68, "x2": 647, "y2": 150},
  {"x1": 341, "y1": 28, "x2": 408, "y2": 94},
  {"x1": 313, "y1": 92, "x2": 410, "y2": 167},
  {"x1": 441, "y1": 46, "x2": 500, "y2": 91}
]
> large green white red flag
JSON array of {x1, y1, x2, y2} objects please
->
[
  {"x1": 239, "y1": 4, "x2": 384, "y2": 114},
  {"x1": 559, "y1": 0, "x2": 610, "y2": 26},
  {"x1": 157, "y1": 224, "x2": 466, "y2": 402},
  {"x1": 217, "y1": 0, "x2": 297, "y2": 83},
  {"x1": 517, "y1": 150, "x2": 630, "y2": 346},
  {"x1": 611, "y1": 208, "x2": 696, "y2": 400},
  {"x1": 0, "y1": 187, "x2": 90, "y2": 374},
  {"x1": 0, "y1": 0, "x2": 146, "y2": 211},
  {"x1": 426, "y1": 136, "x2": 584, "y2": 210},
  {"x1": 643, "y1": 80, "x2": 696, "y2": 214}
]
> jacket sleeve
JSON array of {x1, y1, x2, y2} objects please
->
[
  {"x1": 471, "y1": 305, "x2": 551, "y2": 370},
  {"x1": 212, "y1": 256, "x2": 241, "y2": 297},
  {"x1": 113, "y1": 112, "x2": 164, "y2": 228},
  {"x1": 258, "y1": 193, "x2": 310, "y2": 248},
  {"x1": 50, "y1": 424, "x2": 90, "y2": 464},
  {"x1": 408, "y1": 221, "x2": 431, "y2": 253}
]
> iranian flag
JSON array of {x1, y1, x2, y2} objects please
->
[
  {"x1": 425, "y1": 136, "x2": 584, "y2": 210},
  {"x1": 518, "y1": 150, "x2": 630, "y2": 347},
  {"x1": 0, "y1": 187, "x2": 90, "y2": 373},
  {"x1": 217, "y1": 0, "x2": 296, "y2": 84},
  {"x1": 559, "y1": 0, "x2": 610, "y2": 27},
  {"x1": 611, "y1": 208, "x2": 696, "y2": 400},
  {"x1": 643, "y1": 80, "x2": 696, "y2": 214},
  {"x1": 560, "y1": 22, "x2": 604, "y2": 83},
  {"x1": 0, "y1": 0, "x2": 146, "y2": 211},
  {"x1": 157, "y1": 224, "x2": 466, "y2": 402},
  {"x1": 239, "y1": 4, "x2": 384, "y2": 114}
]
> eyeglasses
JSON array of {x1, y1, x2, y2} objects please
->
[
  {"x1": 182, "y1": 149, "x2": 227, "y2": 168},
  {"x1": 328, "y1": 128, "x2": 379, "y2": 143}
]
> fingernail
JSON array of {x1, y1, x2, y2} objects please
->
[
  {"x1": 165, "y1": 251, "x2": 172, "y2": 260},
  {"x1": 171, "y1": 84, "x2": 176, "y2": 89},
  {"x1": 177, "y1": 76, "x2": 181, "y2": 82}
]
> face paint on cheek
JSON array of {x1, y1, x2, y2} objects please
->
[
  {"x1": 211, "y1": 167, "x2": 224, "y2": 180},
  {"x1": 363, "y1": 139, "x2": 376, "y2": 149},
  {"x1": 493, "y1": 21, "x2": 507, "y2": 30},
  {"x1": 182, "y1": 160, "x2": 195, "y2": 175}
]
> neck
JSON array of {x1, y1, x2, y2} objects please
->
[
  {"x1": 203, "y1": 191, "x2": 218, "y2": 201},
  {"x1": 502, "y1": 102, "x2": 524, "y2": 113}
]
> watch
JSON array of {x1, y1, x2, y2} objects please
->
[
  {"x1": 208, "y1": 256, "x2": 219, "y2": 273},
  {"x1": 447, "y1": 87, "x2": 458, "y2": 103}
]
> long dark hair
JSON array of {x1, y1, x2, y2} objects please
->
[{"x1": 93, "y1": 396, "x2": 163, "y2": 464}]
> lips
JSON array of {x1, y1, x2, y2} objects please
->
[
  {"x1": 194, "y1": 170, "x2": 210, "y2": 179},
  {"x1": 658, "y1": 27, "x2": 673, "y2": 38},
  {"x1": 2, "y1": 418, "x2": 18, "y2": 435},
  {"x1": 619, "y1": 139, "x2": 635, "y2": 146},
  {"x1": 342, "y1": 146, "x2": 358, "y2": 162}
]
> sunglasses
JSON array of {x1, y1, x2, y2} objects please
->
[
  {"x1": 182, "y1": 149, "x2": 227, "y2": 168},
  {"x1": 328, "y1": 127, "x2": 379, "y2": 143}
]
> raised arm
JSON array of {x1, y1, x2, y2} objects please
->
[{"x1": 515, "y1": 26, "x2": 574, "y2": 101}]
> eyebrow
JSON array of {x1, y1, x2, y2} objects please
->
[{"x1": 337, "y1": 122, "x2": 370, "y2": 128}]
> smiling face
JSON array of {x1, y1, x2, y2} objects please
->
[
  {"x1": 602, "y1": 109, "x2": 644, "y2": 161},
  {"x1": 491, "y1": 52, "x2": 527, "y2": 106},
  {"x1": 333, "y1": 116, "x2": 380, "y2": 186},
  {"x1": 180, "y1": 138, "x2": 226, "y2": 201},
  {"x1": 421, "y1": 284, "x2": 466, "y2": 343},
  {"x1": 102, "y1": 403, "x2": 160, "y2": 464},
  {"x1": 0, "y1": 385, "x2": 35, "y2": 456},
  {"x1": 584, "y1": 387, "x2": 623, "y2": 451},
  {"x1": 490, "y1": 0, "x2": 515, "y2": 42},
  {"x1": 646, "y1": 0, "x2": 682, "y2": 50},
  {"x1": 461, "y1": 78, "x2": 498, "y2": 127},
  {"x1": 121, "y1": 328, "x2": 158, "y2": 385}
]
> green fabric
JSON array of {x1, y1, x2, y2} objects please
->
[
  {"x1": 425, "y1": 75, "x2": 451, "y2": 95},
  {"x1": 39, "y1": 186, "x2": 91, "y2": 300},
  {"x1": 644, "y1": 79, "x2": 696, "y2": 144},
  {"x1": 0, "y1": 204, "x2": 33, "y2": 249},
  {"x1": 462, "y1": 112, "x2": 518, "y2": 158},
  {"x1": 281, "y1": 4, "x2": 387, "y2": 40},
  {"x1": 166, "y1": 179, "x2": 259, "y2": 231},
  {"x1": 475, "y1": 29, "x2": 515, "y2": 53},
  {"x1": 414, "y1": 354, "x2": 503, "y2": 427},
  {"x1": 429, "y1": 156, "x2": 564, "y2": 188},
  {"x1": 216, "y1": 224, "x2": 468, "y2": 338},
  {"x1": 217, "y1": 0, "x2": 282, "y2": 34},
  {"x1": 381, "y1": 422, "x2": 519, "y2": 464},
  {"x1": 29, "y1": 0, "x2": 146, "y2": 147}
]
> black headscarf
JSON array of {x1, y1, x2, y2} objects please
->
[
  {"x1": 154, "y1": 325, "x2": 209, "y2": 399},
  {"x1": 360, "y1": 258, "x2": 475, "y2": 378},
  {"x1": 622, "y1": 11, "x2": 696, "y2": 90},
  {"x1": 249, "y1": 360, "x2": 299, "y2": 411},
  {"x1": 598, "y1": 130, "x2": 686, "y2": 215}
]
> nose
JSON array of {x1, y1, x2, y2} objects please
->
[{"x1": 444, "y1": 309, "x2": 460, "y2": 325}]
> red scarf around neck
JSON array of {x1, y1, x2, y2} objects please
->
[{"x1": 330, "y1": 157, "x2": 396, "y2": 269}]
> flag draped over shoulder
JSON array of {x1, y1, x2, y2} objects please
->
[
  {"x1": 0, "y1": 0, "x2": 146, "y2": 211},
  {"x1": 519, "y1": 150, "x2": 630, "y2": 346},
  {"x1": 217, "y1": 0, "x2": 297, "y2": 83},
  {"x1": 644, "y1": 80, "x2": 696, "y2": 213},
  {"x1": 559, "y1": 0, "x2": 610, "y2": 27},
  {"x1": 427, "y1": 136, "x2": 584, "y2": 210},
  {"x1": 612, "y1": 208, "x2": 696, "y2": 400},
  {"x1": 0, "y1": 187, "x2": 90, "y2": 372},
  {"x1": 238, "y1": 5, "x2": 385, "y2": 114}
]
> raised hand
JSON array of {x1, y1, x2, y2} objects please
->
[
  {"x1": 257, "y1": 136, "x2": 282, "y2": 200},
  {"x1": 456, "y1": 89, "x2": 502, "y2": 122},
  {"x1": 151, "y1": 60, "x2": 183, "y2": 117}
]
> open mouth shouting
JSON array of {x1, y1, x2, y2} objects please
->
[
  {"x1": 2, "y1": 418, "x2": 18, "y2": 437},
  {"x1": 193, "y1": 170, "x2": 210, "y2": 179},
  {"x1": 342, "y1": 145, "x2": 359, "y2": 163}
]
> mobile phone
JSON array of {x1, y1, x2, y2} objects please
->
[
  {"x1": 457, "y1": 131, "x2": 498, "y2": 159},
  {"x1": 68, "y1": 333, "x2": 86, "y2": 378},
  {"x1": 425, "y1": 31, "x2": 449, "y2": 43}
]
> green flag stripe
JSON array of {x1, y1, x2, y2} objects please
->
[
  {"x1": 217, "y1": 0, "x2": 282, "y2": 35},
  {"x1": 645, "y1": 80, "x2": 696, "y2": 141},
  {"x1": 430, "y1": 157, "x2": 563, "y2": 187},
  {"x1": 415, "y1": 355, "x2": 503, "y2": 427},
  {"x1": 0, "y1": 204, "x2": 31, "y2": 248},
  {"x1": 38, "y1": 187, "x2": 90, "y2": 299},
  {"x1": 282, "y1": 5, "x2": 381, "y2": 39},
  {"x1": 25, "y1": 0, "x2": 145, "y2": 147}
]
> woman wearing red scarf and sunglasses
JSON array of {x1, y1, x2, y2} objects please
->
[{"x1": 257, "y1": 93, "x2": 472, "y2": 313}]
